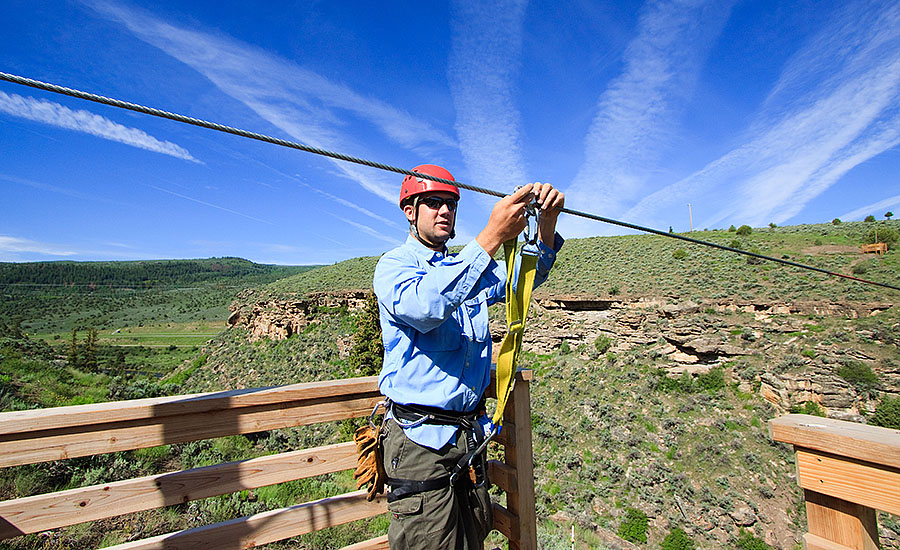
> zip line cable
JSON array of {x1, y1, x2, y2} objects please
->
[{"x1": 2, "y1": 71, "x2": 898, "y2": 293}]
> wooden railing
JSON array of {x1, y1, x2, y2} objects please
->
[
  {"x1": 0, "y1": 370, "x2": 537, "y2": 549},
  {"x1": 861, "y1": 243, "x2": 888, "y2": 255},
  {"x1": 770, "y1": 414, "x2": 900, "y2": 550}
]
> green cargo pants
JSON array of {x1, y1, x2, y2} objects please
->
[{"x1": 382, "y1": 418, "x2": 493, "y2": 549}]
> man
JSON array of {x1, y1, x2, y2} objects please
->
[{"x1": 373, "y1": 164, "x2": 564, "y2": 549}]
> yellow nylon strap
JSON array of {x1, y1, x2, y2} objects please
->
[{"x1": 491, "y1": 238, "x2": 538, "y2": 427}]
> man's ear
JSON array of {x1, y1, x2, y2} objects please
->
[{"x1": 402, "y1": 203, "x2": 416, "y2": 224}]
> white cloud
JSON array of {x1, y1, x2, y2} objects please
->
[
  {"x1": 85, "y1": 0, "x2": 455, "y2": 203},
  {"x1": 839, "y1": 194, "x2": 900, "y2": 221},
  {"x1": 624, "y1": 2, "x2": 900, "y2": 231},
  {"x1": 561, "y1": 0, "x2": 735, "y2": 236},
  {"x1": 326, "y1": 214, "x2": 403, "y2": 247},
  {"x1": 0, "y1": 91, "x2": 199, "y2": 162},
  {"x1": 0, "y1": 236, "x2": 77, "y2": 258},
  {"x1": 448, "y1": 0, "x2": 528, "y2": 197},
  {"x1": 145, "y1": 184, "x2": 274, "y2": 225}
]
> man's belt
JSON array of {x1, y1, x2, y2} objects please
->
[{"x1": 390, "y1": 400, "x2": 485, "y2": 428}]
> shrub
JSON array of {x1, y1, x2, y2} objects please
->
[
  {"x1": 852, "y1": 262, "x2": 869, "y2": 275},
  {"x1": 836, "y1": 362, "x2": 879, "y2": 394},
  {"x1": 790, "y1": 401, "x2": 825, "y2": 417},
  {"x1": 697, "y1": 366, "x2": 726, "y2": 392},
  {"x1": 594, "y1": 335, "x2": 612, "y2": 354},
  {"x1": 865, "y1": 215, "x2": 876, "y2": 222},
  {"x1": 746, "y1": 249, "x2": 765, "y2": 265},
  {"x1": 728, "y1": 225, "x2": 736, "y2": 232},
  {"x1": 672, "y1": 249, "x2": 688, "y2": 260},
  {"x1": 729, "y1": 240, "x2": 743, "y2": 250},
  {"x1": 869, "y1": 395, "x2": 900, "y2": 429},
  {"x1": 832, "y1": 218, "x2": 842, "y2": 225},
  {"x1": 618, "y1": 507, "x2": 648, "y2": 544},
  {"x1": 736, "y1": 225, "x2": 752, "y2": 236},
  {"x1": 661, "y1": 527, "x2": 695, "y2": 550},
  {"x1": 768, "y1": 222, "x2": 777, "y2": 229},
  {"x1": 736, "y1": 529, "x2": 771, "y2": 550}
]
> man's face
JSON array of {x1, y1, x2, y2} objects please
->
[{"x1": 404, "y1": 191, "x2": 457, "y2": 248}]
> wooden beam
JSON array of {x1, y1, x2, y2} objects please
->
[
  {"x1": 103, "y1": 490, "x2": 387, "y2": 550},
  {"x1": 804, "y1": 490, "x2": 879, "y2": 550},
  {"x1": 0, "y1": 394, "x2": 381, "y2": 468},
  {"x1": 488, "y1": 459, "x2": 517, "y2": 495},
  {"x1": 796, "y1": 448, "x2": 900, "y2": 516},
  {"x1": 492, "y1": 502, "x2": 518, "y2": 542},
  {"x1": 0, "y1": 376, "x2": 380, "y2": 436},
  {"x1": 340, "y1": 535, "x2": 389, "y2": 550},
  {"x1": 770, "y1": 414, "x2": 900, "y2": 470},
  {"x1": 0, "y1": 442, "x2": 357, "y2": 538},
  {"x1": 804, "y1": 533, "x2": 857, "y2": 550}
]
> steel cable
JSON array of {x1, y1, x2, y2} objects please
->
[{"x1": 2, "y1": 71, "x2": 898, "y2": 292}]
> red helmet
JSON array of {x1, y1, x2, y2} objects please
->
[{"x1": 399, "y1": 164, "x2": 459, "y2": 208}]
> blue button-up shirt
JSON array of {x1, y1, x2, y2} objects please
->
[{"x1": 374, "y1": 233, "x2": 563, "y2": 450}]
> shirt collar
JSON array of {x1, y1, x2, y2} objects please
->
[{"x1": 404, "y1": 233, "x2": 447, "y2": 261}]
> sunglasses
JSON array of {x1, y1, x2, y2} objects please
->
[{"x1": 419, "y1": 196, "x2": 458, "y2": 211}]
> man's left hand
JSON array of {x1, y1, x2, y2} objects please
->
[{"x1": 530, "y1": 182, "x2": 564, "y2": 247}]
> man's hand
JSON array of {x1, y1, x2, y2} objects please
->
[
  {"x1": 476, "y1": 184, "x2": 535, "y2": 256},
  {"x1": 531, "y1": 182, "x2": 564, "y2": 248}
]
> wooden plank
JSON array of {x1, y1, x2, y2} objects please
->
[
  {"x1": 0, "y1": 442, "x2": 357, "y2": 538},
  {"x1": 492, "y1": 502, "x2": 518, "y2": 542},
  {"x1": 804, "y1": 490, "x2": 878, "y2": 550},
  {"x1": 0, "y1": 394, "x2": 381, "y2": 468},
  {"x1": 504, "y1": 379, "x2": 537, "y2": 550},
  {"x1": 340, "y1": 534, "x2": 389, "y2": 550},
  {"x1": 804, "y1": 533, "x2": 857, "y2": 550},
  {"x1": 104, "y1": 489, "x2": 388, "y2": 550},
  {"x1": 770, "y1": 414, "x2": 900, "y2": 470},
  {"x1": 796, "y1": 448, "x2": 900, "y2": 516},
  {"x1": 488, "y1": 460, "x2": 517, "y2": 495},
  {"x1": 0, "y1": 376, "x2": 380, "y2": 436}
]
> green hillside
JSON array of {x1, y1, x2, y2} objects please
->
[
  {"x1": 0, "y1": 257, "x2": 317, "y2": 334},
  {"x1": 261, "y1": 220, "x2": 898, "y2": 302}
]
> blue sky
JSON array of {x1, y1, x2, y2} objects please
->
[{"x1": 1, "y1": 0, "x2": 899, "y2": 265}]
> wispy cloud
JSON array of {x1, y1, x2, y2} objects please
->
[
  {"x1": 145, "y1": 184, "x2": 274, "y2": 225},
  {"x1": 626, "y1": 1, "x2": 900, "y2": 231},
  {"x1": 448, "y1": 0, "x2": 527, "y2": 197},
  {"x1": 0, "y1": 235, "x2": 77, "y2": 258},
  {"x1": 839, "y1": 193, "x2": 900, "y2": 221},
  {"x1": 561, "y1": 0, "x2": 734, "y2": 236},
  {"x1": 326, "y1": 214, "x2": 403, "y2": 247},
  {"x1": 0, "y1": 91, "x2": 200, "y2": 162},
  {"x1": 85, "y1": 0, "x2": 456, "y2": 203}
]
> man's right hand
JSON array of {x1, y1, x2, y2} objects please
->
[{"x1": 476, "y1": 184, "x2": 535, "y2": 256}]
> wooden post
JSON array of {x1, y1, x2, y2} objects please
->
[
  {"x1": 804, "y1": 490, "x2": 879, "y2": 550},
  {"x1": 769, "y1": 415, "x2": 900, "y2": 550},
  {"x1": 504, "y1": 373, "x2": 537, "y2": 550}
]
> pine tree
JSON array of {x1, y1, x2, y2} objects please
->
[
  {"x1": 67, "y1": 328, "x2": 79, "y2": 369},
  {"x1": 83, "y1": 328, "x2": 98, "y2": 372},
  {"x1": 349, "y1": 292, "x2": 384, "y2": 377}
]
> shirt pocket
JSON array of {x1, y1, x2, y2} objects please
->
[
  {"x1": 464, "y1": 294, "x2": 490, "y2": 343},
  {"x1": 415, "y1": 313, "x2": 462, "y2": 351}
]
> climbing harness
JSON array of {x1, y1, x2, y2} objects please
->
[{"x1": 1, "y1": 71, "x2": 896, "y2": 292}]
